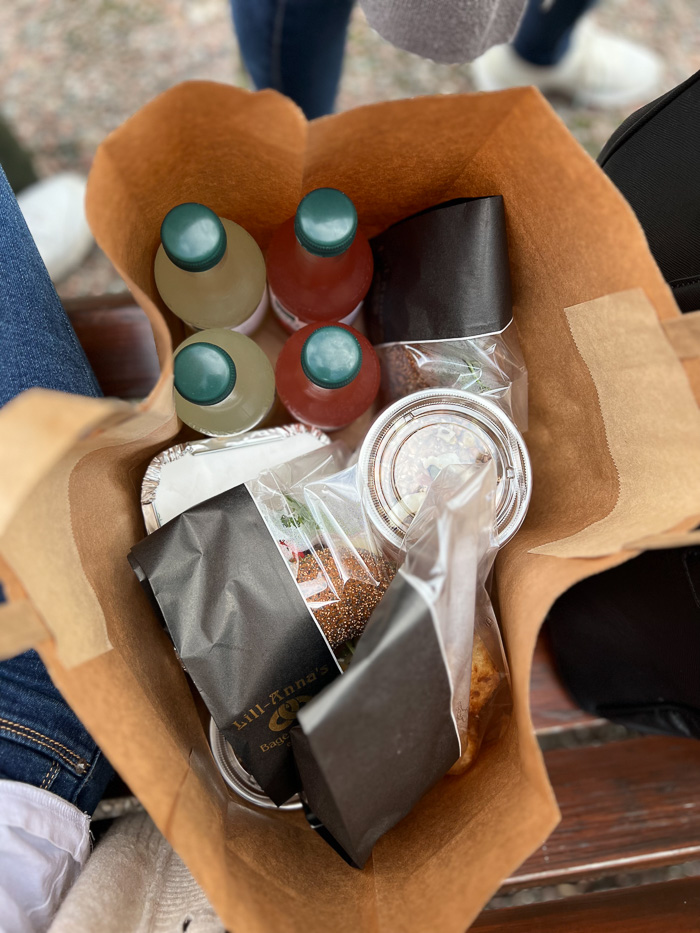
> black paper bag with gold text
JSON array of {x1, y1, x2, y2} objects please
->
[{"x1": 128, "y1": 483, "x2": 339, "y2": 805}]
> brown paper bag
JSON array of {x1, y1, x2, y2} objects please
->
[{"x1": 2, "y1": 82, "x2": 700, "y2": 932}]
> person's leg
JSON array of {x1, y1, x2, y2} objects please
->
[
  {"x1": 512, "y1": 0, "x2": 597, "y2": 66},
  {"x1": 472, "y1": 0, "x2": 662, "y2": 109},
  {"x1": 0, "y1": 114, "x2": 94, "y2": 285},
  {"x1": 0, "y1": 113, "x2": 39, "y2": 195},
  {"x1": 0, "y1": 649, "x2": 113, "y2": 814},
  {"x1": 0, "y1": 164, "x2": 112, "y2": 813},
  {"x1": 231, "y1": 0, "x2": 355, "y2": 120}
]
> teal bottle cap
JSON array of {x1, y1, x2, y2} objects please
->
[
  {"x1": 301, "y1": 326, "x2": 362, "y2": 390},
  {"x1": 174, "y1": 342, "x2": 237, "y2": 406},
  {"x1": 161, "y1": 203, "x2": 226, "y2": 273},
  {"x1": 294, "y1": 188, "x2": 357, "y2": 258}
]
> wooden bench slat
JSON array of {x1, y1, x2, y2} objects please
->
[
  {"x1": 473, "y1": 876, "x2": 700, "y2": 932},
  {"x1": 529, "y1": 631, "x2": 604, "y2": 735},
  {"x1": 503, "y1": 735, "x2": 700, "y2": 890},
  {"x1": 64, "y1": 294, "x2": 161, "y2": 400}
]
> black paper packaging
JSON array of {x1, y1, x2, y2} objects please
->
[
  {"x1": 292, "y1": 570, "x2": 460, "y2": 868},
  {"x1": 291, "y1": 463, "x2": 499, "y2": 868},
  {"x1": 128, "y1": 484, "x2": 339, "y2": 806},
  {"x1": 364, "y1": 196, "x2": 527, "y2": 431},
  {"x1": 128, "y1": 452, "x2": 502, "y2": 864},
  {"x1": 364, "y1": 196, "x2": 513, "y2": 344}
]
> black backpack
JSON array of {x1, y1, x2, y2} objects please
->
[
  {"x1": 598, "y1": 69, "x2": 700, "y2": 313},
  {"x1": 547, "y1": 71, "x2": 700, "y2": 739}
]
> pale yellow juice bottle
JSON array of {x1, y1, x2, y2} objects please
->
[
  {"x1": 173, "y1": 329, "x2": 276, "y2": 437},
  {"x1": 155, "y1": 203, "x2": 268, "y2": 335}
]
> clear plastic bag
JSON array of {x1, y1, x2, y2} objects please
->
[
  {"x1": 250, "y1": 441, "x2": 512, "y2": 778},
  {"x1": 131, "y1": 427, "x2": 516, "y2": 831},
  {"x1": 377, "y1": 323, "x2": 529, "y2": 432},
  {"x1": 401, "y1": 460, "x2": 511, "y2": 775},
  {"x1": 248, "y1": 444, "x2": 399, "y2": 660},
  {"x1": 291, "y1": 458, "x2": 513, "y2": 867},
  {"x1": 364, "y1": 195, "x2": 529, "y2": 431}
]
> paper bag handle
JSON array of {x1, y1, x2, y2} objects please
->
[
  {"x1": 0, "y1": 599, "x2": 50, "y2": 660},
  {"x1": 636, "y1": 313, "x2": 700, "y2": 550},
  {"x1": 0, "y1": 555, "x2": 50, "y2": 660},
  {"x1": 0, "y1": 391, "x2": 141, "y2": 664},
  {"x1": 624, "y1": 528, "x2": 700, "y2": 552},
  {"x1": 663, "y1": 310, "x2": 700, "y2": 362},
  {"x1": 664, "y1": 314, "x2": 700, "y2": 503}
]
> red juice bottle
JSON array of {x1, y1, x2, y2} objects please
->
[
  {"x1": 275, "y1": 323, "x2": 381, "y2": 431},
  {"x1": 266, "y1": 188, "x2": 373, "y2": 333}
]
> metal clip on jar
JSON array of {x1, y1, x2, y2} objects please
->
[{"x1": 358, "y1": 388, "x2": 531, "y2": 549}]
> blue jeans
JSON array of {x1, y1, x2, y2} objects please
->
[
  {"x1": 231, "y1": 0, "x2": 355, "y2": 120},
  {"x1": 513, "y1": 0, "x2": 598, "y2": 66},
  {"x1": 0, "y1": 165, "x2": 113, "y2": 813}
]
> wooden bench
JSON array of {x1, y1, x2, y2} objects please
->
[{"x1": 66, "y1": 294, "x2": 700, "y2": 931}]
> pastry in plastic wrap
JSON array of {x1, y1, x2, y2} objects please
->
[
  {"x1": 365, "y1": 196, "x2": 528, "y2": 431},
  {"x1": 449, "y1": 634, "x2": 504, "y2": 776}
]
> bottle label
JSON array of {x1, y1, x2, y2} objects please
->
[
  {"x1": 186, "y1": 287, "x2": 269, "y2": 337},
  {"x1": 270, "y1": 289, "x2": 363, "y2": 332}
]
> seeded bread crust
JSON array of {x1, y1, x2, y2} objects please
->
[{"x1": 297, "y1": 546, "x2": 397, "y2": 648}]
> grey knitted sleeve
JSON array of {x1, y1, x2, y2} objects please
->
[{"x1": 359, "y1": 0, "x2": 527, "y2": 64}]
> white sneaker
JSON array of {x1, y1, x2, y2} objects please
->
[
  {"x1": 17, "y1": 172, "x2": 94, "y2": 283},
  {"x1": 472, "y1": 19, "x2": 663, "y2": 109}
]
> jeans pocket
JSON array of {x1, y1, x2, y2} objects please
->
[
  {"x1": 0, "y1": 650, "x2": 114, "y2": 813},
  {"x1": 0, "y1": 716, "x2": 90, "y2": 781}
]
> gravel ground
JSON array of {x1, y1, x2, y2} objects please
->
[{"x1": 1, "y1": 0, "x2": 699, "y2": 298}]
